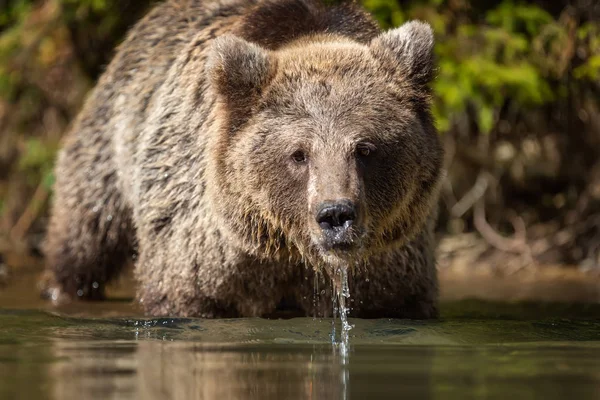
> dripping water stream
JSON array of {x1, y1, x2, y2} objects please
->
[{"x1": 330, "y1": 264, "x2": 353, "y2": 360}]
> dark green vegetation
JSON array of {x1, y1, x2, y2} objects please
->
[
  {"x1": 0, "y1": 0, "x2": 153, "y2": 248},
  {"x1": 1, "y1": 302, "x2": 599, "y2": 399},
  {"x1": 0, "y1": 0, "x2": 599, "y2": 270}
]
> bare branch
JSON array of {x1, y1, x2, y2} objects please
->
[{"x1": 451, "y1": 171, "x2": 490, "y2": 218}]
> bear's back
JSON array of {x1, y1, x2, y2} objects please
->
[
  {"x1": 85, "y1": 0, "x2": 379, "y2": 127},
  {"x1": 235, "y1": 0, "x2": 379, "y2": 49}
]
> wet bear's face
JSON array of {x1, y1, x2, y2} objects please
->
[{"x1": 208, "y1": 22, "x2": 443, "y2": 265}]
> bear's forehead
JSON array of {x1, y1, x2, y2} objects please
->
[
  {"x1": 257, "y1": 89, "x2": 414, "y2": 146},
  {"x1": 264, "y1": 67, "x2": 404, "y2": 122},
  {"x1": 256, "y1": 40, "x2": 416, "y2": 140},
  {"x1": 266, "y1": 49, "x2": 390, "y2": 110},
  {"x1": 275, "y1": 41, "x2": 380, "y2": 81}
]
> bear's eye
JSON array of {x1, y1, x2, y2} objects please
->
[
  {"x1": 356, "y1": 143, "x2": 375, "y2": 158},
  {"x1": 291, "y1": 150, "x2": 308, "y2": 164}
]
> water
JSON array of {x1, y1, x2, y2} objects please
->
[
  {"x1": 1, "y1": 302, "x2": 599, "y2": 399},
  {"x1": 0, "y1": 263, "x2": 599, "y2": 399}
]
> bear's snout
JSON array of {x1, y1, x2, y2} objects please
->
[{"x1": 315, "y1": 200, "x2": 357, "y2": 250}]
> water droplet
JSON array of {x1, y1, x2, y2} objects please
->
[
  {"x1": 92, "y1": 205, "x2": 100, "y2": 213},
  {"x1": 92, "y1": 282, "x2": 99, "y2": 289},
  {"x1": 320, "y1": 290, "x2": 325, "y2": 295},
  {"x1": 77, "y1": 289, "x2": 84, "y2": 297},
  {"x1": 365, "y1": 278, "x2": 370, "y2": 282},
  {"x1": 106, "y1": 215, "x2": 113, "y2": 222}
]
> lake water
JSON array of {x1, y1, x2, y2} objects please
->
[{"x1": 0, "y1": 262, "x2": 599, "y2": 399}]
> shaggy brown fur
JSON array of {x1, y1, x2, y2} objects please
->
[{"x1": 43, "y1": 0, "x2": 444, "y2": 318}]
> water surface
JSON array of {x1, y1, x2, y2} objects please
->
[
  {"x1": 0, "y1": 262, "x2": 599, "y2": 399},
  {"x1": 1, "y1": 301, "x2": 599, "y2": 400}
]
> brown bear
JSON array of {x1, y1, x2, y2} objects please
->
[{"x1": 43, "y1": 0, "x2": 444, "y2": 318}]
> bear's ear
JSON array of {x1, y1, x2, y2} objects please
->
[
  {"x1": 206, "y1": 35, "x2": 275, "y2": 130},
  {"x1": 369, "y1": 21, "x2": 434, "y2": 86}
]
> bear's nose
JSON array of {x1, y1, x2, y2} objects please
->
[{"x1": 316, "y1": 201, "x2": 357, "y2": 231}]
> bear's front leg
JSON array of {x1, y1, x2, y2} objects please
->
[
  {"x1": 44, "y1": 135, "x2": 134, "y2": 302},
  {"x1": 134, "y1": 239, "x2": 295, "y2": 317}
]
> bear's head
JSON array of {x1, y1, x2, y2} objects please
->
[{"x1": 207, "y1": 21, "x2": 443, "y2": 268}]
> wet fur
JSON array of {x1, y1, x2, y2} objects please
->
[{"x1": 44, "y1": 0, "x2": 443, "y2": 318}]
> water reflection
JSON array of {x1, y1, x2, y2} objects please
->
[
  {"x1": 50, "y1": 340, "x2": 355, "y2": 400},
  {"x1": 41, "y1": 317, "x2": 440, "y2": 399},
  {"x1": 45, "y1": 337, "x2": 600, "y2": 400}
]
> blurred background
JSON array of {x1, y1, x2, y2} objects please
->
[{"x1": 0, "y1": 0, "x2": 598, "y2": 295}]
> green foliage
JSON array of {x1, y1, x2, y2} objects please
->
[
  {"x1": 61, "y1": 0, "x2": 122, "y2": 37},
  {"x1": 0, "y1": 1, "x2": 33, "y2": 99},
  {"x1": 18, "y1": 138, "x2": 58, "y2": 187},
  {"x1": 362, "y1": 0, "x2": 599, "y2": 134},
  {"x1": 574, "y1": 23, "x2": 600, "y2": 80},
  {"x1": 0, "y1": 0, "x2": 32, "y2": 29},
  {"x1": 362, "y1": 0, "x2": 405, "y2": 29},
  {"x1": 0, "y1": 0, "x2": 152, "y2": 232}
]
